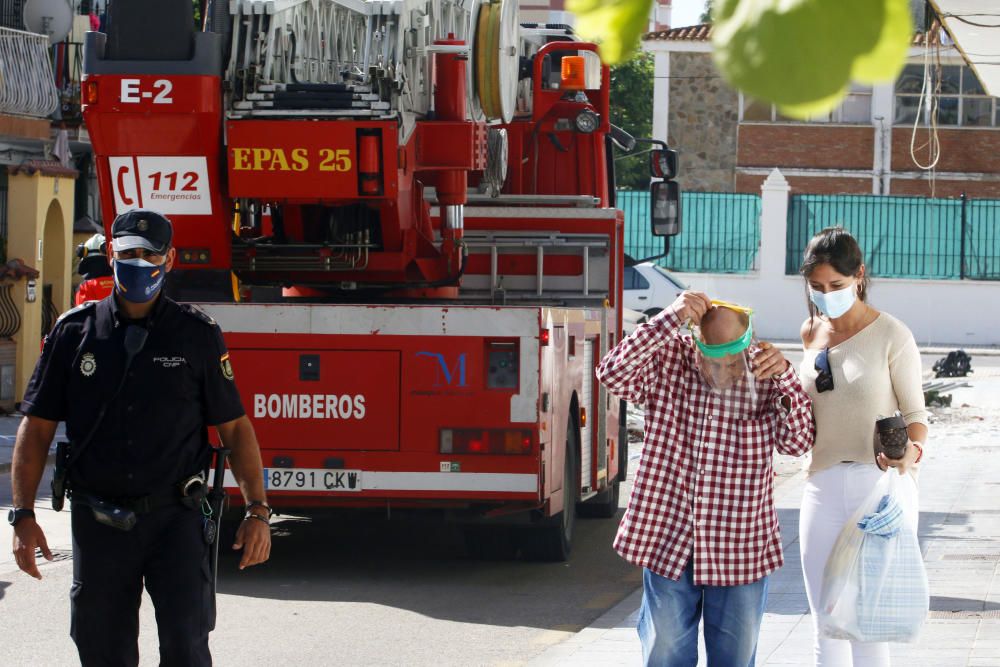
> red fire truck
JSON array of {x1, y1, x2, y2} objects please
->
[{"x1": 81, "y1": 0, "x2": 679, "y2": 559}]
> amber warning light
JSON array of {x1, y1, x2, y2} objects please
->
[{"x1": 561, "y1": 56, "x2": 586, "y2": 91}]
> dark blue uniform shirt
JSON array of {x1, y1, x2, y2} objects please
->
[{"x1": 22, "y1": 294, "x2": 245, "y2": 497}]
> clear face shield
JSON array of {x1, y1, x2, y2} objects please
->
[{"x1": 689, "y1": 301, "x2": 759, "y2": 413}]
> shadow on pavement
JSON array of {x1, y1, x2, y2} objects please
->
[
  {"x1": 0, "y1": 581, "x2": 9, "y2": 601},
  {"x1": 930, "y1": 596, "x2": 1000, "y2": 612},
  {"x1": 214, "y1": 509, "x2": 640, "y2": 631}
]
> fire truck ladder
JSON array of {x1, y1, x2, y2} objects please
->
[{"x1": 225, "y1": 0, "x2": 486, "y2": 120}]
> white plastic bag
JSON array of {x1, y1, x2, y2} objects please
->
[{"x1": 818, "y1": 470, "x2": 928, "y2": 642}]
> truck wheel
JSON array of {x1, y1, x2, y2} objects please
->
[
  {"x1": 577, "y1": 480, "x2": 620, "y2": 519},
  {"x1": 579, "y1": 399, "x2": 627, "y2": 519},
  {"x1": 618, "y1": 398, "x2": 630, "y2": 483},
  {"x1": 524, "y1": 414, "x2": 578, "y2": 561}
]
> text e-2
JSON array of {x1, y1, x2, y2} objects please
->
[{"x1": 120, "y1": 79, "x2": 173, "y2": 104}]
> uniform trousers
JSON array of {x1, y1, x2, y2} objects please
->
[{"x1": 70, "y1": 501, "x2": 215, "y2": 667}]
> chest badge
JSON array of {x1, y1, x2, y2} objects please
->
[{"x1": 80, "y1": 353, "x2": 97, "y2": 377}]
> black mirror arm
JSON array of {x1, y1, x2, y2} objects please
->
[{"x1": 630, "y1": 238, "x2": 670, "y2": 264}]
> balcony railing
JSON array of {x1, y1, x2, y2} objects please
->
[{"x1": 0, "y1": 27, "x2": 59, "y2": 118}]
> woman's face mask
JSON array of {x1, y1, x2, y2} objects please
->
[
  {"x1": 809, "y1": 282, "x2": 856, "y2": 319},
  {"x1": 113, "y1": 256, "x2": 166, "y2": 303}
]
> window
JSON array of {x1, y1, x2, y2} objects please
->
[
  {"x1": 623, "y1": 266, "x2": 649, "y2": 290},
  {"x1": 739, "y1": 85, "x2": 871, "y2": 124},
  {"x1": 894, "y1": 64, "x2": 999, "y2": 127}
]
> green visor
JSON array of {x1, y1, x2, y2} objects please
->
[{"x1": 695, "y1": 319, "x2": 754, "y2": 358}]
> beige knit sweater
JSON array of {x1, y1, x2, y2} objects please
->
[{"x1": 798, "y1": 312, "x2": 929, "y2": 474}]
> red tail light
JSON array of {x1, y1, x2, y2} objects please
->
[
  {"x1": 540, "y1": 329, "x2": 550, "y2": 346},
  {"x1": 440, "y1": 429, "x2": 534, "y2": 455},
  {"x1": 84, "y1": 80, "x2": 98, "y2": 105}
]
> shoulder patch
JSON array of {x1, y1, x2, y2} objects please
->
[
  {"x1": 56, "y1": 300, "x2": 97, "y2": 324},
  {"x1": 179, "y1": 304, "x2": 217, "y2": 327}
]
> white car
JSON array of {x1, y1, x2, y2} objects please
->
[
  {"x1": 621, "y1": 307, "x2": 647, "y2": 336},
  {"x1": 623, "y1": 262, "x2": 688, "y2": 317}
]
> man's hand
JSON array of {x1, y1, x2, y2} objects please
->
[
  {"x1": 752, "y1": 341, "x2": 790, "y2": 379},
  {"x1": 669, "y1": 291, "x2": 712, "y2": 325},
  {"x1": 12, "y1": 519, "x2": 53, "y2": 580},
  {"x1": 232, "y1": 516, "x2": 271, "y2": 570},
  {"x1": 878, "y1": 440, "x2": 920, "y2": 476}
]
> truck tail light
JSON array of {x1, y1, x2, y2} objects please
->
[
  {"x1": 540, "y1": 329, "x2": 550, "y2": 346},
  {"x1": 440, "y1": 429, "x2": 533, "y2": 455},
  {"x1": 84, "y1": 80, "x2": 98, "y2": 105}
]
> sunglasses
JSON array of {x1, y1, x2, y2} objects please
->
[{"x1": 814, "y1": 347, "x2": 834, "y2": 393}]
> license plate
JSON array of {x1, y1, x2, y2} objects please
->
[{"x1": 264, "y1": 468, "x2": 363, "y2": 492}]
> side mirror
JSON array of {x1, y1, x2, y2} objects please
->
[
  {"x1": 650, "y1": 180, "x2": 681, "y2": 237},
  {"x1": 650, "y1": 148, "x2": 678, "y2": 180}
]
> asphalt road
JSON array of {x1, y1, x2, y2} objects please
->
[{"x1": 0, "y1": 464, "x2": 640, "y2": 666}]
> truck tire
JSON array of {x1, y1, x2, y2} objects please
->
[
  {"x1": 524, "y1": 414, "x2": 578, "y2": 561},
  {"x1": 577, "y1": 480, "x2": 620, "y2": 519},
  {"x1": 618, "y1": 398, "x2": 630, "y2": 483},
  {"x1": 579, "y1": 398, "x2": 628, "y2": 519}
]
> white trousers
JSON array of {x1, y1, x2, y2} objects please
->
[{"x1": 800, "y1": 463, "x2": 906, "y2": 667}]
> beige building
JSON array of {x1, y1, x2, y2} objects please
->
[{"x1": 0, "y1": 25, "x2": 78, "y2": 409}]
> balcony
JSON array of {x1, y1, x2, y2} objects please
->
[{"x1": 0, "y1": 26, "x2": 59, "y2": 119}]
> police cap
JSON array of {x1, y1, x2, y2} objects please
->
[{"x1": 111, "y1": 209, "x2": 173, "y2": 254}]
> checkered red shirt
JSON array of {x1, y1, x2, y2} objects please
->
[{"x1": 597, "y1": 306, "x2": 815, "y2": 586}]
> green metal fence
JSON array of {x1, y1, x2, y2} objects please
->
[
  {"x1": 620, "y1": 190, "x2": 761, "y2": 273},
  {"x1": 967, "y1": 199, "x2": 1000, "y2": 280},
  {"x1": 786, "y1": 194, "x2": 1000, "y2": 280}
]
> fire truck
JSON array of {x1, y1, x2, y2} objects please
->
[{"x1": 81, "y1": 0, "x2": 679, "y2": 559}]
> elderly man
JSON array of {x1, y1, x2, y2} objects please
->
[{"x1": 597, "y1": 291, "x2": 815, "y2": 667}]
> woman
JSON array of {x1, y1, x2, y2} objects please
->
[{"x1": 797, "y1": 227, "x2": 929, "y2": 666}]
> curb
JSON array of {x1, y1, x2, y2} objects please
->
[{"x1": 526, "y1": 588, "x2": 643, "y2": 666}]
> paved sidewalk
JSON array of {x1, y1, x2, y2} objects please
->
[
  {"x1": 0, "y1": 415, "x2": 62, "y2": 474},
  {"x1": 531, "y1": 378, "x2": 1000, "y2": 667}
]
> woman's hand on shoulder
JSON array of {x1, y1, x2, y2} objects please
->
[{"x1": 752, "y1": 341, "x2": 789, "y2": 379}]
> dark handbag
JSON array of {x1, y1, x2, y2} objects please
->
[{"x1": 874, "y1": 412, "x2": 909, "y2": 464}]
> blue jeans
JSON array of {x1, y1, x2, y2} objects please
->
[{"x1": 638, "y1": 562, "x2": 769, "y2": 667}]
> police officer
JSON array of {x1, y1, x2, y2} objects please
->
[{"x1": 10, "y1": 209, "x2": 271, "y2": 666}]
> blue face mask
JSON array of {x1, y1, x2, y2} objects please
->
[
  {"x1": 113, "y1": 257, "x2": 166, "y2": 303},
  {"x1": 809, "y1": 283, "x2": 856, "y2": 319}
]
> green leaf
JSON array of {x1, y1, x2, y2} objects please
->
[
  {"x1": 777, "y1": 87, "x2": 847, "y2": 119},
  {"x1": 851, "y1": 0, "x2": 912, "y2": 84},
  {"x1": 567, "y1": 0, "x2": 655, "y2": 64},
  {"x1": 712, "y1": 0, "x2": 911, "y2": 116}
]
